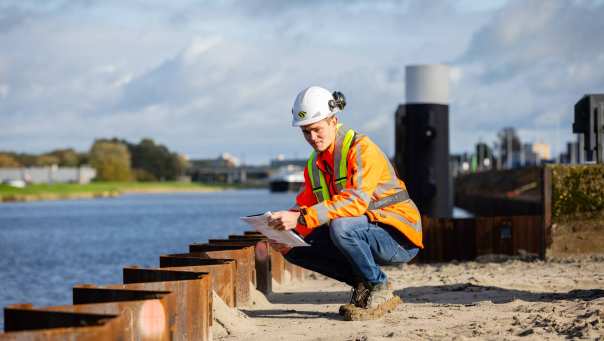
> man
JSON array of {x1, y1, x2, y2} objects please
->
[{"x1": 268, "y1": 86, "x2": 423, "y2": 317}]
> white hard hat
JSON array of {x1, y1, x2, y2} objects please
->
[{"x1": 291, "y1": 86, "x2": 346, "y2": 127}]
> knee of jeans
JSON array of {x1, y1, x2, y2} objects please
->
[{"x1": 329, "y1": 217, "x2": 356, "y2": 241}]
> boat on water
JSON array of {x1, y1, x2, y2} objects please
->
[{"x1": 269, "y1": 165, "x2": 304, "y2": 192}]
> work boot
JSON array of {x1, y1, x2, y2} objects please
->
[
  {"x1": 338, "y1": 281, "x2": 370, "y2": 315},
  {"x1": 342, "y1": 280, "x2": 402, "y2": 321},
  {"x1": 364, "y1": 281, "x2": 397, "y2": 310}
]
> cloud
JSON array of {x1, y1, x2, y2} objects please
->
[
  {"x1": 0, "y1": 5, "x2": 30, "y2": 32},
  {"x1": 0, "y1": 84, "x2": 8, "y2": 98},
  {"x1": 449, "y1": 0, "x2": 604, "y2": 154},
  {"x1": 1, "y1": 0, "x2": 602, "y2": 163}
]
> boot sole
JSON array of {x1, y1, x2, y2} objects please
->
[
  {"x1": 342, "y1": 295, "x2": 402, "y2": 321},
  {"x1": 338, "y1": 304, "x2": 355, "y2": 316}
]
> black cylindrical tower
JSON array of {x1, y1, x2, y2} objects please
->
[{"x1": 395, "y1": 65, "x2": 452, "y2": 218}]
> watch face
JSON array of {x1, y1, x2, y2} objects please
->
[{"x1": 297, "y1": 211, "x2": 307, "y2": 226}]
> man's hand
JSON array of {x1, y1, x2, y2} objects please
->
[
  {"x1": 268, "y1": 210, "x2": 300, "y2": 231},
  {"x1": 269, "y1": 241, "x2": 292, "y2": 255}
]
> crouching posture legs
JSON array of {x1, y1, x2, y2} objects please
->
[{"x1": 285, "y1": 216, "x2": 419, "y2": 317}]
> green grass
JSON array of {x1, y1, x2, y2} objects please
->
[{"x1": 0, "y1": 181, "x2": 236, "y2": 202}]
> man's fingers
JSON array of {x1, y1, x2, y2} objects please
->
[
  {"x1": 268, "y1": 215, "x2": 285, "y2": 229},
  {"x1": 268, "y1": 216, "x2": 281, "y2": 228}
]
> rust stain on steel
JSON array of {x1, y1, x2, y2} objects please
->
[
  {"x1": 122, "y1": 267, "x2": 213, "y2": 341},
  {"x1": 159, "y1": 256, "x2": 236, "y2": 308},
  {"x1": 1, "y1": 304, "x2": 128, "y2": 340},
  {"x1": 241, "y1": 230, "x2": 309, "y2": 281},
  {"x1": 270, "y1": 248, "x2": 285, "y2": 284},
  {"x1": 187, "y1": 245, "x2": 256, "y2": 306},
  {"x1": 55, "y1": 289, "x2": 170, "y2": 340},
  {"x1": 206, "y1": 238, "x2": 272, "y2": 295},
  {"x1": 237, "y1": 233, "x2": 306, "y2": 283},
  {"x1": 227, "y1": 235, "x2": 274, "y2": 291},
  {"x1": 236, "y1": 232, "x2": 288, "y2": 285}
]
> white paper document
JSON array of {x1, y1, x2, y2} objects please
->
[{"x1": 240, "y1": 211, "x2": 310, "y2": 247}]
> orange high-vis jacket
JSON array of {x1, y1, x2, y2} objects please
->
[{"x1": 295, "y1": 126, "x2": 423, "y2": 248}]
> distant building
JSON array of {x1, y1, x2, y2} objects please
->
[
  {"x1": 450, "y1": 154, "x2": 463, "y2": 177},
  {"x1": 475, "y1": 142, "x2": 494, "y2": 171},
  {"x1": 450, "y1": 153, "x2": 472, "y2": 177},
  {"x1": 521, "y1": 143, "x2": 538, "y2": 166},
  {"x1": 515, "y1": 143, "x2": 551, "y2": 166},
  {"x1": 187, "y1": 153, "x2": 270, "y2": 184},
  {"x1": 269, "y1": 155, "x2": 306, "y2": 169},
  {"x1": 564, "y1": 141, "x2": 579, "y2": 164},
  {"x1": 532, "y1": 143, "x2": 551, "y2": 161},
  {"x1": 0, "y1": 166, "x2": 96, "y2": 184},
  {"x1": 190, "y1": 153, "x2": 240, "y2": 169}
]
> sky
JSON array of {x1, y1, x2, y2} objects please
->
[{"x1": 1, "y1": 0, "x2": 603, "y2": 164}]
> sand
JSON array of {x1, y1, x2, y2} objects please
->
[{"x1": 213, "y1": 255, "x2": 604, "y2": 340}]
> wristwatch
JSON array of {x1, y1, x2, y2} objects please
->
[{"x1": 297, "y1": 208, "x2": 307, "y2": 226}]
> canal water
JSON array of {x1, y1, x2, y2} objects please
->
[{"x1": 0, "y1": 189, "x2": 296, "y2": 329}]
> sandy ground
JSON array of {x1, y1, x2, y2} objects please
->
[{"x1": 213, "y1": 255, "x2": 604, "y2": 340}]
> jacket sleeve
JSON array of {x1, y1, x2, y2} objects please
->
[{"x1": 300, "y1": 137, "x2": 386, "y2": 229}]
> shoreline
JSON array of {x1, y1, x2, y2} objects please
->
[
  {"x1": 0, "y1": 190, "x2": 121, "y2": 203},
  {"x1": 0, "y1": 182, "x2": 248, "y2": 203}
]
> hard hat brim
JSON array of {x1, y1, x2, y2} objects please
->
[{"x1": 291, "y1": 111, "x2": 337, "y2": 127}]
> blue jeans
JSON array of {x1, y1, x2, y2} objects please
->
[{"x1": 285, "y1": 216, "x2": 419, "y2": 286}]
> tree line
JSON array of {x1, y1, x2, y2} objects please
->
[{"x1": 0, "y1": 138, "x2": 189, "y2": 182}]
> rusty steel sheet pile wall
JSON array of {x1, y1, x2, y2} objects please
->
[
  {"x1": 159, "y1": 256, "x2": 237, "y2": 308},
  {"x1": 2, "y1": 304, "x2": 128, "y2": 340},
  {"x1": 122, "y1": 267, "x2": 212, "y2": 340},
  {"x1": 186, "y1": 246, "x2": 256, "y2": 306},
  {"x1": 204, "y1": 238, "x2": 272, "y2": 294},
  {"x1": 1, "y1": 229, "x2": 310, "y2": 340},
  {"x1": 69, "y1": 286, "x2": 173, "y2": 340},
  {"x1": 2, "y1": 277, "x2": 209, "y2": 341},
  {"x1": 418, "y1": 215, "x2": 543, "y2": 263},
  {"x1": 238, "y1": 232, "x2": 306, "y2": 282},
  {"x1": 454, "y1": 164, "x2": 604, "y2": 258}
]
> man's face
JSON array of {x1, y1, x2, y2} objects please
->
[{"x1": 300, "y1": 117, "x2": 337, "y2": 152}]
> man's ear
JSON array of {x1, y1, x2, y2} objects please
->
[{"x1": 330, "y1": 116, "x2": 338, "y2": 126}]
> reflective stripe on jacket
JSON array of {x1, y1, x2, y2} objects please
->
[{"x1": 295, "y1": 125, "x2": 424, "y2": 248}]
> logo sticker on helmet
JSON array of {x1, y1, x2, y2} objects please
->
[{"x1": 297, "y1": 111, "x2": 307, "y2": 119}]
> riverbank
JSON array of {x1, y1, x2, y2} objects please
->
[{"x1": 0, "y1": 182, "x2": 237, "y2": 203}]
